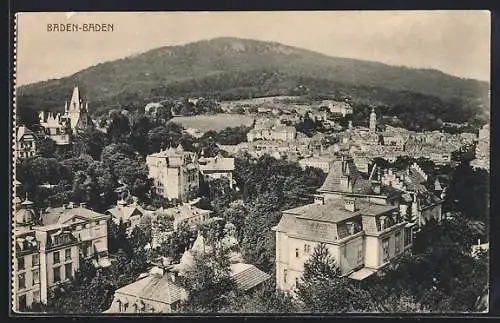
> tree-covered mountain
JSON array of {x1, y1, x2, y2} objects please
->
[{"x1": 17, "y1": 37, "x2": 489, "y2": 121}]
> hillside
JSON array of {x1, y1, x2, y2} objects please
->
[{"x1": 16, "y1": 37, "x2": 489, "y2": 120}]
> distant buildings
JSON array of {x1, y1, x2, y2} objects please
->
[
  {"x1": 298, "y1": 155, "x2": 331, "y2": 173},
  {"x1": 247, "y1": 119, "x2": 296, "y2": 142},
  {"x1": 13, "y1": 199, "x2": 111, "y2": 311},
  {"x1": 146, "y1": 145, "x2": 199, "y2": 202},
  {"x1": 199, "y1": 154, "x2": 235, "y2": 188},
  {"x1": 378, "y1": 162, "x2": 443, "y2": 229},
  {"x1": 319, "y1": 100, "x2": 353, "y2": 117},
  {"x1": 16, "y1": 126, "x2": 37, "y2": 160},
  {"x1": 471, "y1": 123, "x2": 490, "y2": 171}
]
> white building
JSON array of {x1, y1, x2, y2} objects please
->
[{"x1": 146, "y1": 145, "x2": 199, "y2": 202}]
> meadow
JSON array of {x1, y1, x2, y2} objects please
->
[{"x1": 170, "y1": 113, "x2": 254, "y2": 132}]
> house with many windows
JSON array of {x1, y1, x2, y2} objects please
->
[
  {"x1": 273, "y1": 195, "x2": 410, "y2": 293},
  {"x1": 12, "y1": 200, "x2": 111, "y2": 312},
  {"x1": 273, "y1": 154, "x2": 414, "y2": 293},
  {"x1": 16, "y1": 126, "x2": 38, "y2": 160},
  {"x1": 13, "y1": 227, "x2": 42, "y2": 311}
]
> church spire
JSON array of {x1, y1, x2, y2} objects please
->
[{"x1": 70, "y1": 86, "x2": 81, "y2": 111}]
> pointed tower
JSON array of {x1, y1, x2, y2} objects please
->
[
  {"x1": 68, "y1": 86, "x2": 82, "y2": 130},
  {"x1": 69, "y1": 86, "x2": 81, "y2": 112},
  {"x1": 369, "y1": 107, "x2": 377, "y2": 133}
]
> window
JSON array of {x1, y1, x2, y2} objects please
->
[
  {"x1": 18, "y1": 273, "x2": 26, "y2": 290},
  {"x1": 32, "y1": 269, "x2": 40, "y2": 284},
  {"x1": 32, "y1": 254, "x2": 39, "y2": 266},
  {"x1": 382, "y1": 238, "x2": 390, "y2": 263},
  {"x1": 33, "y1": 290, "x2": 40, "y2": 303},
  {"x1": 283, "y1": 269, "x2": 288, "y2": 284},
  {"x1": 404, "y1": 227, "x2": 412, "y2": 246},
  {"x1": 65, "y1": 249, "x2": 71, "y2": 261},
  {"x1": 395, "y1": 232, "x2": 402, "y2": 254},
  {"x1": 18, "y1": 295, "x2": 27, "y2": 311},
  {"x1": 53, "y1": 266, "x2": 61, "y2": 283},
  {"x1": 295, "y1": 277, "x2": 299, "y2": 288},
  {"x1": 295, "y1": 248, "x2": 299, "y2": 258},
  {"x1": 65, "y1": 263, "x2": 73, "y2": 280},
  {"x1": 304, "y1": 244, "x2": 311, "y2": 254},
  {"x1": 357, "y1": 244, "x2": 363, "y2": 262},
  {"x1": 18, "y1": 257, "x2": 25, "y2": 271},
  {"x1": 53, "y1": 251, "x2": 60, "y2": 264}
]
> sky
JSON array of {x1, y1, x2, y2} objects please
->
[{"x1": 16, "y1": 11, "x2": 491, "y2": 86}]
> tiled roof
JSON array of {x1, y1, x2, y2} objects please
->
[
  {"x1": 115, "y1": 274, "x2": 185, "y2": 305},
  {"x1": 274, "y1": 213, "x2": 338, "y2": 243},
  {"x1": 277, "y1": 199, "x2": 397, "y2": 242},
  {"x1": 318, "y1": 157, "x2": 373, "y2": 195},
  {"x1": 230, "y1": 263, "x2": 270, "y2": 292}
]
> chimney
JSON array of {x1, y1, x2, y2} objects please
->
[
  {"x1": 344, "y1": 196, "x2": 356, "y2": 212},
  {"x1": 79, "y1": 202, "x2": 87, "y2": 208}
]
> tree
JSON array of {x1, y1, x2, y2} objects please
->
[
  {"x1": 302, "y1": 243, "x2": 339, "y2": 282},
  {"x1": 72, "y1": 128, "x2": 109, "y2": 160},
  {"x1": 179, "y1": 248, "x2": 237, "y2": 312},
  {"x1": 296, "y1": 243, "x2": 379, "y2": 313},
  {"x1": 107, "y1": 113, "x2": 131, "y2": 143},
  {"x1": 222, "y1": 200, "x2": 248, "y2": 240},
  {"x1": 37, "y1": 137, "x2": 57, "y2": 158}
]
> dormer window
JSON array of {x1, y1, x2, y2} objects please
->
[
  {"x1": 346, "y1": 222, "x2": 356, "y2": 235},
  {"x1": 380, "y1": 216, "x2": 388, "y2": 230}
]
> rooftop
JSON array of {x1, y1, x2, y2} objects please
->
[
  {"x1": 199, "y1": 155, "x2": 235, "y2": 172},
  {"x1": 284, "y1": 198, "x2": 397, "y2": 224},
  {"x1": 42, "y1": 204, "x2": 108, "y2": 226},
  {"x1": 230, "y1": 263, "x2": 270, "y2": 291},
  {"x1": 114, "y1": 273, "x2": 185, "y2": 305}
]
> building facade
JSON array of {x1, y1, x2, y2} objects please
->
[
  {"x1": 273, "y1": 195, "x2": 410, "y2": 293},
  {"x1": 12, "y1": 201, "x2": 111, "y2": 311},
  {"x1": 199, "y1": 154, "x2": 235, "y2": 188},
  {"x1": 146, "y1": 145, "x2": 200, "y2": 202},
  {"x1": 16, "y1": 126, "x2": 37, "y2": 160}
]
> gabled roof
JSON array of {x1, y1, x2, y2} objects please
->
[
  {"x1": 230, "y1": 263, "x2": 270, "y2": 291},
  {"x1": 17, "y1": 126, "x2": 35, "y2": 141},
  {"x1": 115, "y1": 274, "x2": 185, "y2": 305}
]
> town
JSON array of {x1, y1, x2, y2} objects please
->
[{"x1": 13, "y1": 84, "x2": 489, "y2": 313}]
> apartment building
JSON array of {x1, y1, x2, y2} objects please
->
[{"x1": 13, "y1": 200, "x2": 111, "y2": 311}]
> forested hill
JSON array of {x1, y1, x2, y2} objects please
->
[{"x1": 17, "y1": 37, "x2": 489, "y2": 118}]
